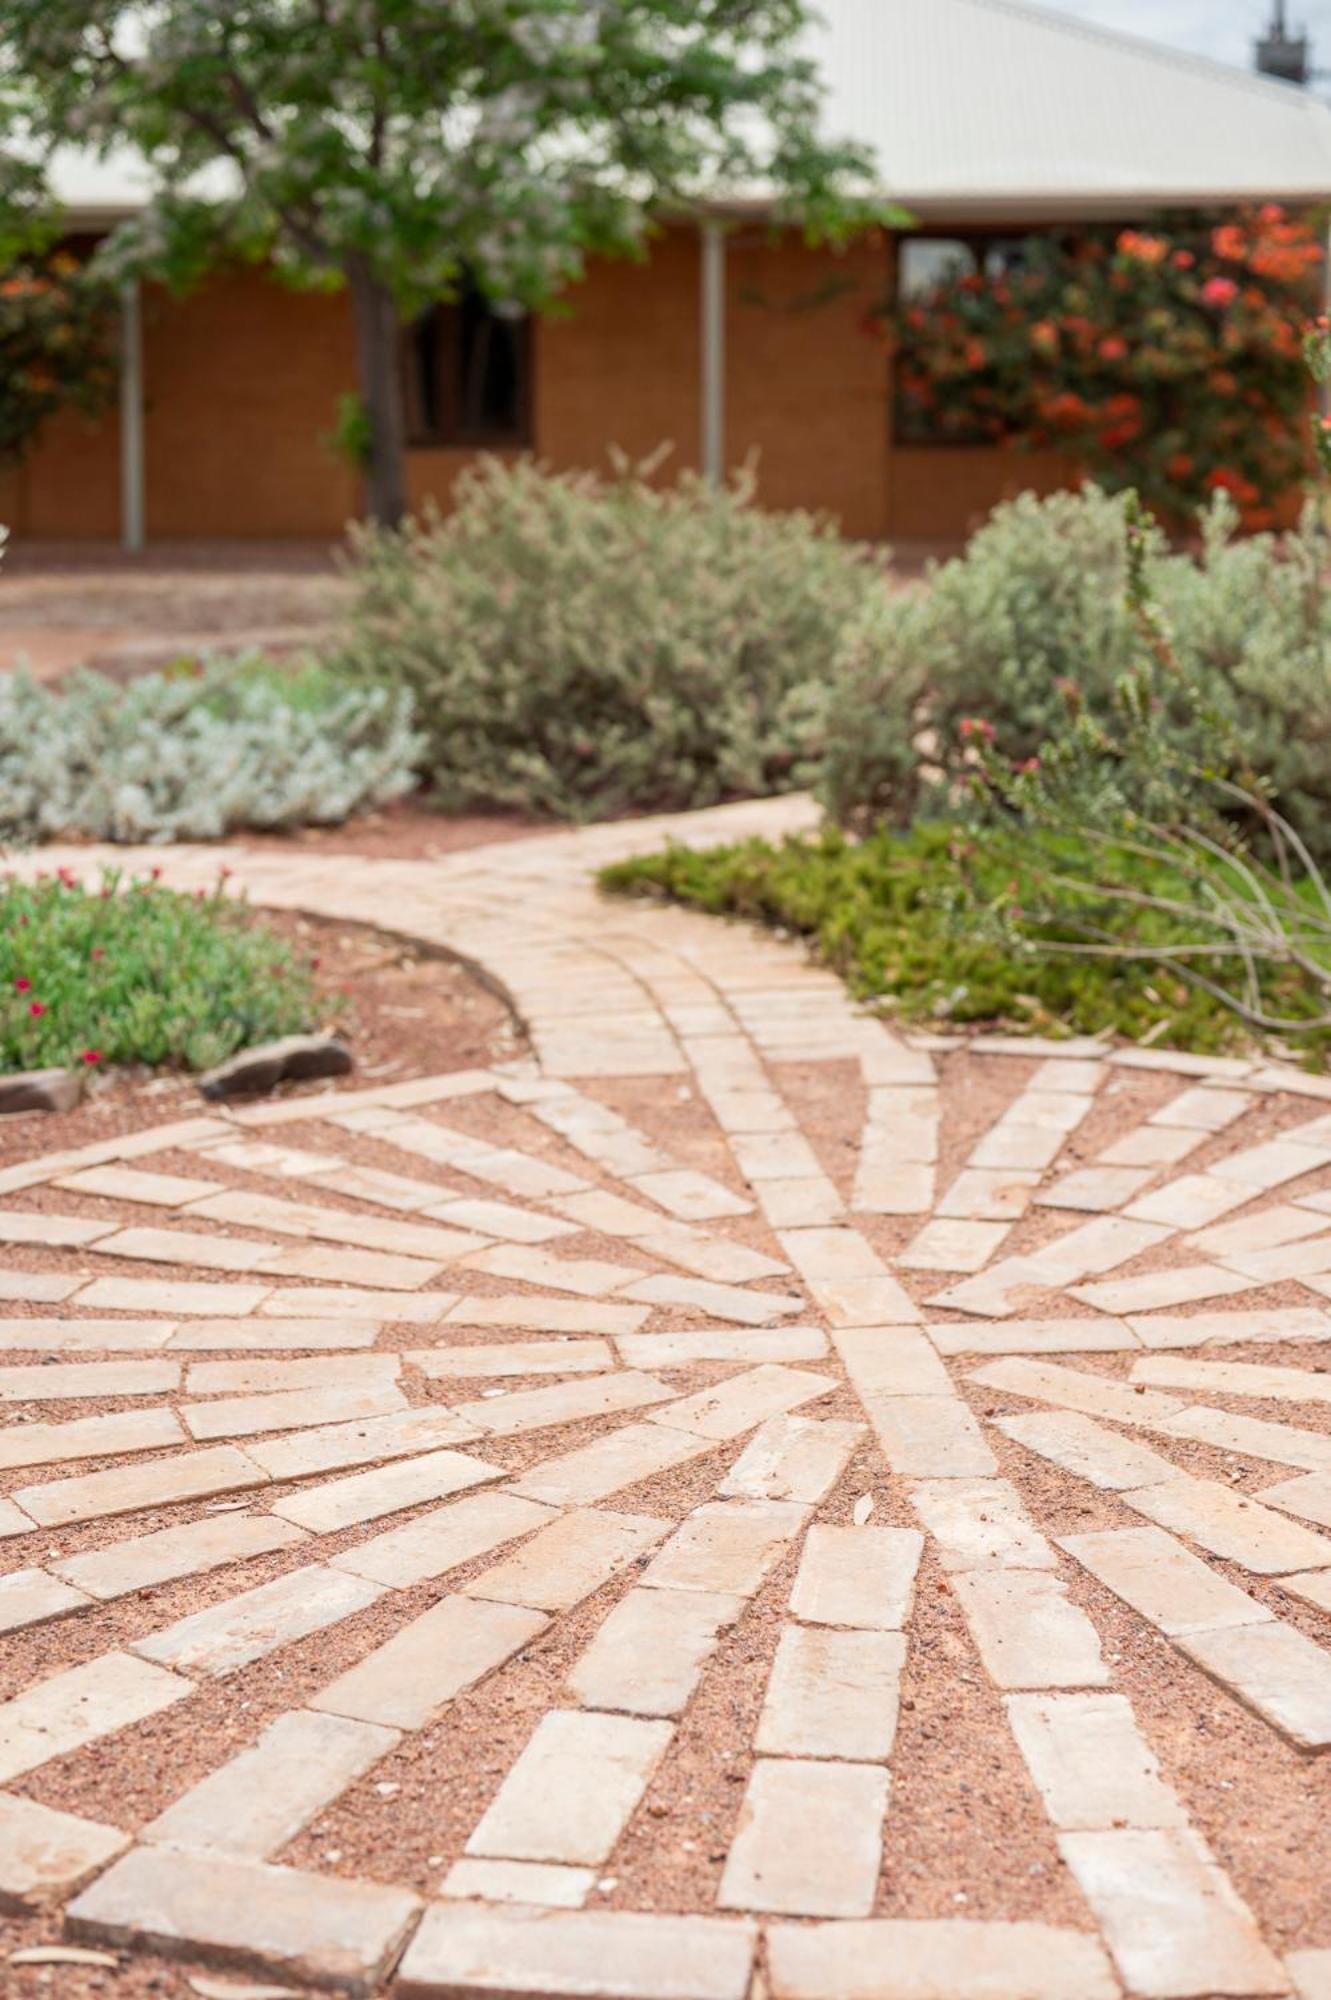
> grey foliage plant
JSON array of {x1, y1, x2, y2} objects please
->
[
  {"x1": 821, "y1": 482, "x2": 1331, "y2": 863},
  {"x1": 336, "y1": 454, "x2": 888, "y2": 821},
  {"x1": 0, "y1": 657, "x2": 422, "y2": 844}
]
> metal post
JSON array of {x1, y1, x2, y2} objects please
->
[
  {"x1": 700, "y1": 218, "x2": 726, "y2": 485},
  {"x1": 119, "y1": 280, "x2": 145, "y2": 553}
]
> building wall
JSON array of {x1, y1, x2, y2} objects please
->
[{"x1": 0, "y1": 222, "x2": 1188, "y2": 546}]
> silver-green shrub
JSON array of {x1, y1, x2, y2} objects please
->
[
  {"x1": 821, "y1": 484, "x2": 1331, "y2": 860},
  {"x1": 335, "y1": 457, "x2": 887, "y2": 821},
  {"x1": 0, "y1": 657, "x2": 422, "y2": 843}
]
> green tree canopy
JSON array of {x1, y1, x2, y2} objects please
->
[{"x1": 2, "y1": 1, "x2": 881, "y2": 521}]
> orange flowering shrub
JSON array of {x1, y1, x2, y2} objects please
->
[
  {"x1": 0, "y1": 250, "x2": 116, "y2": 462},
  {"x1": 891, "y1": 207, "x2": 1323, "y2": 523}
]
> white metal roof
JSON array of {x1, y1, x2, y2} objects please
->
[
  {"x1": 46, "y1": 0, "x2": 1331, "y2": 225},
  {"x1": 810, "y1": 0, "x2": 1331, "y2": 215}
]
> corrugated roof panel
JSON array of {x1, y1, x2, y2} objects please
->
[{"x1": 812, "y1": 0, "x2": 1331, "y2": 206}]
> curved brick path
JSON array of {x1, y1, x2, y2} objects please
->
[{"x1": 3, "y1": 799, "x2": 1331, "y2": 1998}]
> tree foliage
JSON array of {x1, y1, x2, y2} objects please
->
[{"x1": 2, "y1": 1, "x2": 881, "y2": 520}]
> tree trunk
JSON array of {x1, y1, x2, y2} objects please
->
[{"x1": 346, "y1": 253, "x2": 408, "y2": 528}]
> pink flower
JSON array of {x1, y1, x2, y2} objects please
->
[
  {"x1": 13, "y1": 977, "x2": 30, "y2": 993},
  {"x1": 959, "y1": 717, "x2": 996, "y2": 743},
  {"x1": 1202, "y1": 276, "x2": 1239, "y2": 309},
  {"x1": 90, "y1": 947, "x2": 105, "y2": 961},
  {"x1": 28, "y1": 1001, "x2": 45, "y2": 1018},
  {"x1": 81, "y1": 1049, "x2": 103, "y2": 1065}
]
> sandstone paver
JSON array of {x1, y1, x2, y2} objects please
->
[
  {"x1": 764, "y1": 1919, "x2": 1119, "y2": 2000},
  {"x1": 789, "y1": 1525, "x2": 922, "y2": 1630},
  {"x1": 640, "y1": 1500, "x2": 806, "y2": 1597},
  {"x1": 270, "y1": 1446, "x2": 502, "y2": 1533},
  {"x1": 311, "y1": 1595, "x2": 547, "y2": 1730},
  {"x1": 718, "y1": 1758, "x2": 890, "y2": 1919},
  {"x1": 465, "y1": 1709, "x2": 673, "y2": 1866},
  {"x1": 396, "y1": 1905, "x2": 755, "y2": 2000},
  {"x1": 463, "y1": 1507, "x2": 669, "y2": 1611},
  {"x1": 134, "y1": 1565, "x2": 385, "y2": 1676},
  {"x1": 54, "y1": 1511, "x2": 307, "y2": 1599},
  {"x1": 755, "y1": 1625, "x2": 905, "y2": 1760},
  {"x1": 0, "y1": 1650, "x2": 191, "y2": 1785},
  {"x1": 0, "y1": 1793, "x2": 129, "y2": 1911},
  {"x1": 565, "y1": 1586, "x2": 742, "y2": 1716}
]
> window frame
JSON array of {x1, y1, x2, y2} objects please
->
[
  {"x1": 891, "y1": 227, "x2": 1036, "y2": 450},
  {"x1": 403, "y1": 290, "x2": 534, "y2": 452}
]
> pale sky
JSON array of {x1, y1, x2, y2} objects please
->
[{"x1": 1052, "y1": 1, "x2": 1331, "y2": 72}]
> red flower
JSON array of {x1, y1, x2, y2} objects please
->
[
  {"x1": 90, "y1": 947, "x2": 105, "y2": 961},
  {"x1": 1202, "y1": 276, "x2": 1239, "y2": 309},
  {"x1": 28, "y1": 1001, "x2": 45, "y2": 1018},
  {"x1": 13, "y1": 977, "x2": 30, "y2": 993},
  {"x1": 81, "y1": 1049, "x2": 103, "y2": 1065},
  {"x1": 959, "y1": 717, "x2": 996, "y2": 743},
  {"x1": 1097, "y1": 335, "x2": 1129, "y2": 363}
]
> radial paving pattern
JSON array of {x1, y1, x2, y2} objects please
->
[{"x1": 4, "y1": 800, "x2": 1331, "y2": 1999}]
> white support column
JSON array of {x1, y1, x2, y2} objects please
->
[
  {"x1": 700, "y1": 218, "x2": 727, "y2": 485},
  {"x1": 119, "y1": 280, "x2": 145, "y2": 553}
]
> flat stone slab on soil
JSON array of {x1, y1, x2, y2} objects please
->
[{"x1": 7, "y1": 796, "x2": 1331, "y2": 1994}]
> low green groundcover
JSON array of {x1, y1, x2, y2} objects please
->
[
  {"x1": 602, "y1": 823, "x2": 1331, "y2": 1062},
  {"x1": 1, "y1": 868, "x2": 323, "y2": 1075}
]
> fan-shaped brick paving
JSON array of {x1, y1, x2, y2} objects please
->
[{"x1": 5, "y1": 798, "x2": 1331, "y2": 1999}]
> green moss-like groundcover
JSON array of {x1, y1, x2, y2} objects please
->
[
  {"x1": 1, "y1": 868, "x2": 324, "y2": 1075},
  {"x1": 601, "y1": 823, "x2": 1331, "y2": 1061}
]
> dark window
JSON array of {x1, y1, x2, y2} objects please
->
[{"x1": 404, "y1": 288, "x2": 532, "y2": 448}]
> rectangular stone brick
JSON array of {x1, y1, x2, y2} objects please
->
[
  {"x1": 969, "y1": 1358, "x2": 1183, "y2": 1427},
  {"x1": 0, "y1": 1358, "x2": 180, "y2": 1402},
  {"x1": 861, "y1": 1395, "x2": 997, "y2": 1478},
  {"x1": 0, "y1": 1271, "x2": 86, "y2": 1303},
  {"x1": 510, "y1": 1424, "x2": 716, "y2": 1508},
  {"x1": 14, "y1": 1443, "x2": 269, "y2": 1528},
  {"x1": 1097, "y1": 1127, "x2": 1199, "y2": 1169},
  {"x1": 1071, "y1": 1267, "x2": 1253, "y2": 1315},
  {"x1": 331, "y1": 1492, "x2": 557, "y2": 1588},
  {"x1": 650, "y1": 1365, "x2": 832, "y2": 1442},
  {"x1": 75, "y1": 1276, "x2": 273, "y2": 1316},
  {"x1": 185, "y1": 1382, "x2": 407, "y2": 1442},
  {"x1": 0, "y1": 1209, "x2": 115, "y2": 1247},
  {"x1": 465, "y1": 1507, "x2": 668, "y2": 1612},
  {"x1": 755, "y1": 1178, "x2": 844, "y2": 1229},
  {"x1": 757, "y1": 1625, "x2": 905, "y2": 1760},
  {"x1": 409, "y1": 1339, "x2": 614, "y2": 1377},
  {"x1": 1128, "y1": 1306, "x2": 1331, "y2": 1350},
  {"x1": 462, "y1": 1245, "x2": 643, "y2": 1297},
  {"x1": 445, "y1": 1296, "x2": 651, "y2": 1335},
  {"x1": 910, "y1": 1478, "x2": 1056, "y2": 1571},
  {"x1": 0, "y1": 1405, "x2": 184, "y2": 1471},
  {"x1": 0, "y1": 1650, "x2": 191, "y2": 1785},
  {"x1": 1037, "y1": 1166, "x2": 1155, "y2": 1213},
  {"x1": 620, "y1": 1327, "x2": 828, "y2": 1368},
  {"x1": 0, "y1": 1318, "x2": 177, "y2": 1352},
  {"x1": 187, "y1": 1188, "x2": 487, "y2": 1265},
  {"x1": 54, "y1": 1512, "x2": 306, "y2": 1600},
  {"x1": 1190, "y1": 1204, "x2": 1329, "y2": 1258},
  {"x1": 458, "y1": 1370, "x2": 673, "y2": 1437},
  {"x1": 168, "y1": 1317, "x2": 383, "y2": 1351},
  {"x1": 467, "y1": 1708, "x2": 672, "y2": 1865},
  {"x1": 245, "y1": 1407, "x2": 480, "y2": 1480},
  {"x1": 92, "y1": 1225, "x2": 280, "y2": 1272},
  {"x1": 311, "y1": 1594, "x2": 547, "y2": 1729},
  {"x1": 1005, "y1": 1692, "x2": 1187, "y2": 1830},
  {"x1": 1058, "y1": 1826, "x2": 1287, "y2": 1998},
  {"x1": 721, "y1": 1415, "x2": 864, "y2": 1505},
  {"x1": 0, "y1": 1566, "x2": 91, "y2": 1634},
  {"x1": 1177, "y1": 1619, "x2": 1331, "y2": 1749},
  {"x1": 67, "y1": 1845, "x2": 420, "y2": 1996},
  {"x1": 718, "y1": 1759, "x2": 889, "y2": 1918},
  {"x1": 642, "y1": 1500, "x2": 806, "y2": 1597},
  {"x1": 929, "y1": 1319, "x2": 1138, "y2": 1356},
  {"x1": 938, "y1": 1167, "x2": 1044, "y2": 1222},
  {"x1": 1058, "y1": 1525, "x2": 1269, "y2": 1636},
  {"x1": 134, "y1": 1565, "x2": 384, "y2": 1676},
  {"x1": 789, "y1": 1525, "x2": 922, "y2": 1631},
  {"x1": 1261, "y1": 1470, "x2": 1331, "y2": 1529},
  {"x1": 440, "y1": 1857, "x2": 594, "y2": 1908},
  {"x1": 58, "y1": 1165, "x2": 223, "y2": 1206},
  {"x1": 272, "y1": 1447, "x2": 503, "y2": 1534},
  {"x1": 1123, "y1": 1174, "x2": 1249, "y2": 1230},
  {"x1": 1153, "y1": 1085, "x2": 1252, "y2": 1131},
  {"x1": 1123, "y1": 1476, "x2": 1331, "y2": 1575},
  {"x1": 1132, "y1": 1354, "x2": 1331, "y2": 1405},
  {"x1": 996, "y1": 1411, "x2": 1176, "y2": 1492},
  {"x1": 144, "y1": 1708, "x2": 399, "y2": 1856},
  {"x1": 259, "y1": 1287, "x2": 457, "y2": 1321},
  {"x1": 257, "y1": 1243, "x2": 447, "y2": 1291},
  {"x1": 0, "y1": 1792, "x2": 129, "y2": 1911},
  {"x1": 186, "y1": 1354, "x2": 401, "y2": 1396},
  {"x1": 829, "y1": 1327, "x2": 950, "y2": 1397},
  {"x1": 1161, "y1": 1406, "x2": 1331, "y2": 1475},
  {"x1": 765, "y1": 1919, "x2": 1119, "y2": 2000},
  {"x1": 621, "y1": 1275, "x2": 805, "y2": 1325},
  {"x1": 565, "y1": 1586, "x2": 742, "y2": 1717},
  {"x1": 397, "y1": 1905, "x2": 756, "y2": 2000},
  {"x1": 896, "y1": 1220, "x2": 1010, "y2": 1273},
  {"x1": 952, "y1": 1571, "x2": 1108, "y2": 1689}
]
